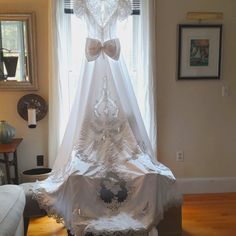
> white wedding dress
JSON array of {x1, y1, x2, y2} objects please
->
[{"x1": 34, "y1": 1, "x2": 181, "y2": 235}]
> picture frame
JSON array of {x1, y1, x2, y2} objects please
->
[{"x1": 178, "y1": 24, "x2": 222, "y2": 80}]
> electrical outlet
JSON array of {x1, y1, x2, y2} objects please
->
[
  {"x1": 176, "y1": 151, "x2": 184, "y2": 162},
  {"x1": 222, "y1": 86, "x2": 229, "y2": 97},
  {"x1": 36, "y1": 155, "x2": 44, "y2": 166}
]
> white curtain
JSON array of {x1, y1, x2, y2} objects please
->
[
  {"x1": 48, "y1": 0, "x2": 158, "y2": 166},
  {"x1": 120, "y1": 0, "x2": 157, "y2": 157},
  {"x1": 139, "y1": 0, "x2": 157, "y2": 156},
  {"x1": 48, "y1": 0, "x2": 73, "y2": 167}
]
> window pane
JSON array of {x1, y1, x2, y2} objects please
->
[{"x1": 0, "y1": 21, "x2": 27, "y2": 81}]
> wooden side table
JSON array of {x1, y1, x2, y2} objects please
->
[{"x1": 0, "y1": 138, "x2": 23, "y2": 184}]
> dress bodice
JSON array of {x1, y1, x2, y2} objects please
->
[{"x1": 74, "y1": 0, "x2": 132, "y2": 41}]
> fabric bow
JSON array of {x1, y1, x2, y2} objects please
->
[{"x1": 85, "y1": 38, "x2": 120, "y2": 61}]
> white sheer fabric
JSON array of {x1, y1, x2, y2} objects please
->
[
  {"x1": 139, "y1": 0, "x2": 157, "y2": 155},
  {"x1": 48, "y1": 0, "x2": 85, "y2": 167},
  {"x1": 48, "y1": 0, "x2": 158, "y2": 166},
  {"x1": 119, "y1": 0, "x2": 157, "y2": 157},
  {"x1": 48, "y1": 0, "x2": 72, "y2": 167},
  {"x1": 36, "y1": 1, "x2": 181, "y2": 235}
]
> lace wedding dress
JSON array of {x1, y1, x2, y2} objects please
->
[{"x1": 34, "y1": 1, "x2": 181, "y2": 235}]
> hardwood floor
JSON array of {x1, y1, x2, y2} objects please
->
[
  {"x1": 27, "y1": 217, "x2": 67, "y2": 236},
  {"x1": 27, "y1": 192, "x2": 236, "y2": 236},
  {"x1": 182, "y1": 192, "x2": 236, "y2": 236}
]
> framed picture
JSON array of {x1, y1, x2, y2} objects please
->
[{"x1": 178, "y1": 24, "x2": 222, "y2": 80}]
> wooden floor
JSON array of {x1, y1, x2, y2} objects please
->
[
  {"x1": 27, "y1": 192, "x2": 236, "y2": 236},
  {"x1": 182, "y1": 192, "x2": 236, "y2": 236}
]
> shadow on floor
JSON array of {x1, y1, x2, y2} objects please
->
[{"x1": 182, "y1": 230, "x2": 193, "y2": 236}]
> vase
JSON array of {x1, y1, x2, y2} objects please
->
[{"x1": 0, "y1": 120, "x2": 16, "y2": 144}]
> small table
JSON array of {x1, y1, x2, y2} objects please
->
[{"x1": 0, "y1": 138, "x2": 23, "y2": 184}]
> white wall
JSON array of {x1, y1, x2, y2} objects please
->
[
  {"x1": 156, "y1": 0, "x2": 236, "y2": 179},
  {"x1": 0, "y1": 0, "x2": 49, "y2": 177}
]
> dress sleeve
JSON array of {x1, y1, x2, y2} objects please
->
[
  {"x1": 73, "y1": 0, "x2": 86, "y2": 18},
  {"x1": 117, "y1": 0, "x2": 132, "y2": 21}
]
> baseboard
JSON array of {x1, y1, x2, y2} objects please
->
[{"x1": 176, "y1": 177, "x2": 236, "y2": 194}]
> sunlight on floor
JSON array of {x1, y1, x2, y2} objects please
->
[{"x1": 27, "y1": 216, "x2": 67, "y2": 236}]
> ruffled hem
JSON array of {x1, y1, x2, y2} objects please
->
[
  {"x1": 153, "y1": 180, "x2": 182, "y2": 227},
  {"x1": 32, "y1": 176, "x2": 182, "y2": 236},
  {"x1": 32, "y1": 187, "x2": 65, "y2": 224}
]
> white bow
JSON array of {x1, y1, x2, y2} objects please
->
[{"x1": 85, "y1": 38, "x2": 120, "y2": 61}]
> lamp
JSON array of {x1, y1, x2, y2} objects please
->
[
  {"x1": 17, "y1": 94, "x2": 48, "y2": 129},
  {"x1": 186, "y1": 12, "x2": 223, "y2": 22},
  {"x1": 0, "y1": 48, "x2": 18, "y2": 81},
  {"x1": 27, "y1": 107, "x2": 37, "y2": 128}
]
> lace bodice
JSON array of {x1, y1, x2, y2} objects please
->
[{"x1": 74, "y1": 0, "x2": 132, "y2": 40}]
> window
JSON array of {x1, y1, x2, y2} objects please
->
[
  {"x1": 49, "y1": 0, "x2": 157, "y2": 165},
  {"x1": 0, "y1": 21, "x2": 27, "y2": 81},
  {"x1": 66, "y1": 10, "x2": 142, "y2": 114}
]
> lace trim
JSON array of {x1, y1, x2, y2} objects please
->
[
  {"x1": 84, "y1": 213, "x2": 148, "y2": 236},
  {"x1": 74, "y1": 0, "x2": 86, "y2": 18},
  {"x1": 73, "y1": 0, "x2": 132, "y2": 22},
  {"x1": 117, "y1": 0, "x2": 132, "y2": 21},
  {"x1": 96, "y1": 171, "x2": 134, "y2": 211},
  {"x1": 85, "y1": 229, "x2": 147, "y2": 236},
  {"x1": 32, "y1": 187, "x2": 65, "y2": 224},
  {"x1": 33, "y1": 182, "x2": 181, "y2": 235},
  {"x1": 73, "y1": 76, "x2": 144, "y2": 165},
  {"x1": 153, "y1": 183, "x2": 182, "y2": 227}
]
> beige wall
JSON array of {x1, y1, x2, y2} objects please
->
[
  {"x1": 0, "y1": 0, "x2": 49, "y2": 176},
  {"x1": 156, "y1": 0, "x2": 236, "y2": 178}
]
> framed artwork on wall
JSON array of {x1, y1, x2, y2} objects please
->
[{"x1": 177, "y1": 24, "x2": 222, "y2": 80}]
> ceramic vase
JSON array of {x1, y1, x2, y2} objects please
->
[{"x1": 0, "y1": 120, "x2": 16, "y2": 144}]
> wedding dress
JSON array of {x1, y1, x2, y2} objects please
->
[{"x1": 34, "y1": 1, "x2": 181, "y2": 235}]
